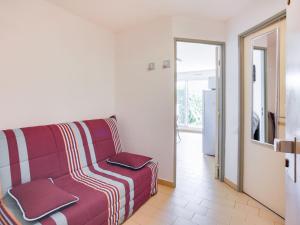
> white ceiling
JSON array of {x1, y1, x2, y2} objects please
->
[{"x1": 47, "y1": 0, "x2": 261, "y2": 32}]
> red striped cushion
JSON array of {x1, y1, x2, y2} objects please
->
[
  {"x1": 8, "y1": 178, "x2": 79, "y2": 221},
  {"x1": 107, "y1": 152, "x2": 152, "y2": 170}
]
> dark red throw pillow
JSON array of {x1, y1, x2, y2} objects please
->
[
  {"x1": 107, "y1": 152, "x2": 152, "y2": 170},
  {"x1": 8, "y1": 178, "x2": 79, "y2": 221}
]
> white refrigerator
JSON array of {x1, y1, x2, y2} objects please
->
[{"x1": 202, "y1": 90, "x2": 217, "y2": 156}]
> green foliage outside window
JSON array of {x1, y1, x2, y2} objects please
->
[
  {"x1": 188, "y1": 94, "x2": 203, "y2": 127},
  {"x1": 177, "y1": 88, "x2": 186, "y2": 125},
  {"x1": 177, "y1": 84, "x2": 204, "y2": 129}
]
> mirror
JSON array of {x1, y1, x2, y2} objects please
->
[{"x1": 251, "y1": 29, "x2": 280, "y2": 145}]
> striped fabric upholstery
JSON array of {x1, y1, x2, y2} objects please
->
[{"x1": 0, "y1": 118, "x2": 158, "y2": 225}]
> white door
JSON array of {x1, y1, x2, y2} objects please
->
[
  {"x1": 243, "y1": 19, "x2": 286, "y2": 217},
  {"x1": 285, "y1": 0, "x2": 300, "y2": 224}
]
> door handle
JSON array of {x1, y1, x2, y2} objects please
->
[
  {"x1": 274, "y1": 139, "x2": 294, "y2": 153},
  {"x1": 274, "y1": 138, "x2": 300, "y2": 154}
]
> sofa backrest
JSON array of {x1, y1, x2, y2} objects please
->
[{"x1": 0, "y1": 118, "x2": 122, "y2": 199}]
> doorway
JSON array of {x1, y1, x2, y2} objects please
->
[{"x1": 174, "y1": 39, "x2": 225, "y2": 186}]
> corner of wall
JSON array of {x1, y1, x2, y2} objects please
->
[{"x1": 223, "y1": 0, "x2": 286, "y2": 185}]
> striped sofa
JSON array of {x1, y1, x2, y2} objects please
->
[{"x1": 0, "y1": 118, "x2": 158, "y2": 225}]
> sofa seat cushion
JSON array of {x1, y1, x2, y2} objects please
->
[
  {"x1": 97, "y1": 161, "x2": 158, "y2": 195},
  {"x1": 8, "y1": 178, "x2": 79, "y2": 221},
  {"x1": 1, "y1": 176, "x2": 111, "y2": 225},
  {"x1": 0, "y1": 161, "x2": 158, "y2": 225}
]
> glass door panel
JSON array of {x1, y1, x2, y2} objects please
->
[
  {"x1": 177, "y1": 79, "x2": 209, "y2": 130},
  {"x1": 188, "y1": 80, "x2": 209, "y2": 129},
  {"x1": 177, "y1": 80, "x2": 187, "y2": 126}
]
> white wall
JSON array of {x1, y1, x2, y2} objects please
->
[
  {"x1": 0, "y1": 0, "x2": 115, "y2": 130},
  {"x1": 115, "y1": 18, "x2": 174, "y2": 181},
  {"x1": 176, "y1": 41, "x2": 217, "y2": 72},
  {"x1": 172, "y1": 16, "x2": 226, "y2": 42},
  {"x1": 115, "y1": 16, "x2": 226, "y2": 182},
  {"x1": 224, "y1": 0, "x2": 286, "y2": 184}
]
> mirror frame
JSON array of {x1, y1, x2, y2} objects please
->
[{"x1": 250, "y1": 28, "x2": 280, "y2": 146}]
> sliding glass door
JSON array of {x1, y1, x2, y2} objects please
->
[{"x1": 177, "y1": 78, "x2": 209, "y2": 130}]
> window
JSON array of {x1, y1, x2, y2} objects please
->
[
  {"x1": 177, "y1": 81, "x2": 187, "y2": 125},
  {"x1": 177, "y1": 78, "x2": 209, "y2": 130}
]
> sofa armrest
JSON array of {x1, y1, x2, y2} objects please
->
[{"x1": 146, "y1": 161, "x2": 158, "y2": 195}]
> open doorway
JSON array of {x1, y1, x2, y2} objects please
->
[{"x1": 174, "y1": 39, "x2": 225, "y2": 186}]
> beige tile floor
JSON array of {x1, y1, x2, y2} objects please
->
[{"x1": 124, "y1": 132, "x2": 285, "y2": 225}]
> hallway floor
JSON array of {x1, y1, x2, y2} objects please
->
[{"x1": 125, "y1": 132, "x2": 285, "y2": 225}]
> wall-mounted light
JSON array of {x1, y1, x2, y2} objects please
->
[{"x1": 162, "y1": 60, "x2": 171, "y2": 69}]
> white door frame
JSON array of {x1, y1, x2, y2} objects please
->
[{"x1": 174, "y1": 38, "x2": 226, "y2": 187}]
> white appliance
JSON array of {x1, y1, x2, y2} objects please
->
[{"x1": 202, "y1": 90, "x2": 217, "y2": 156}]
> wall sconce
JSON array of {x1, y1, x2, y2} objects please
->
[
  {"x1": 162, "y1": 60, "x2": 171, "y2": 69},
  {"x1": 148, "y1": 62, "x2": 155, "y2": 71}
]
